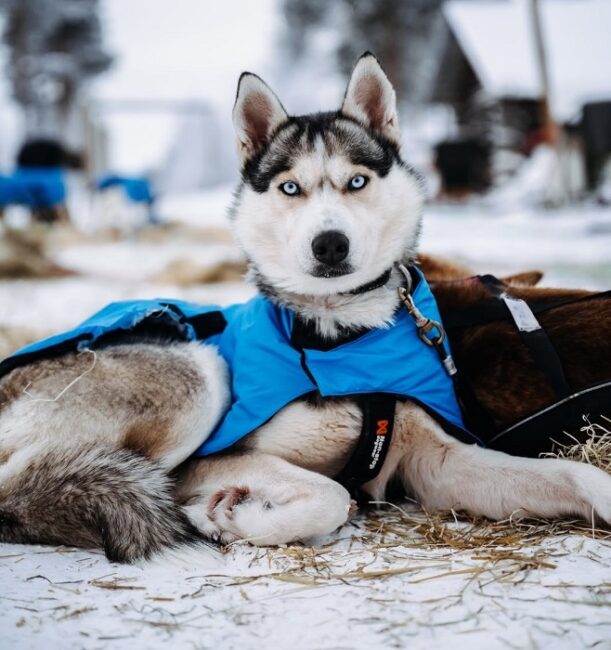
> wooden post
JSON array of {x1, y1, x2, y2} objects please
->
[{"x1": 529, "y1": 0, "x2": 558, "y2": 144}]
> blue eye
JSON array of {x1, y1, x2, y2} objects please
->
[
  {"x1": 280, "y1": 181, "x2": 300, "y2": 196},
  {"x1": 348, "y1": 175, "x2": 368, "y2": 191}
]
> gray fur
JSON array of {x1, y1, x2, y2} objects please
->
[{"x1": 0, "y1": 443, "x2": 203, "y2": 563}]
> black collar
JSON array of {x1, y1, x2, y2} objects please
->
[
  {"x1": 291, "y1": 268, "x2": 392, "y2": 351},
  {"x1": 291, "y1": 266, "x2": 420, "y2": 351},
  {"x1": 347, "y1": 268, "x2": 393, "y2": 295}
]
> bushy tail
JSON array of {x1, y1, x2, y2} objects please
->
[{"x1": 0, "y1": 444, "x2": 203, "y2": 563}]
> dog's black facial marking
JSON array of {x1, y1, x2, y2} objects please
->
[
  {"x1": 343, "y1": 139, "x2": 394, "y2": 177},
  {"x1": 242, "y1": 123, "x2": 299, "y2": 193},
  {"x1": 241, "y1": 111, "x2": 405, "y2": 193},
  {"x1": 245, "y1": 158, "x2": 291, "y2": 194},
  {"x1": 327, "y1": 117, "x2": 399, "y2": 178}
]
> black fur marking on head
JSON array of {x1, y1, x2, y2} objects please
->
[
  {"x1": 241, "y1": 111, "x2": 405, "y2": 193},
  {"x1": 330, "y1": 115, "x2": 399, "y2": 177},
  {"x1": 242, "y1": 120, "x2": 305, "y2": 193}
]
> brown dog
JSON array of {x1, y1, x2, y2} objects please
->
[
  {"x1": 416, "y1": 253, "x2": 609, "y2": 446},
  {"x1": 431, "y1": 277, "x2": 610, "y2": 435}
]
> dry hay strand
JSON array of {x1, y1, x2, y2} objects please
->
[
  {"x1": 0, "y1": 227, "x2": 74, "y2": 279},
  {"x1": 258, "y1": 505, "x2": 610, "y2": 589},
  {"x1": 543, "y1": 416, "x2": 611, "y2": 474},
  {"x1": 362, "y1": 506, "x2": 609, "y2": 554},
  {"x1": 257, "y1": 424, "x2": 611, "y2": 588},
  {"x1": 152, "y1": 258, "x2": 247, "y2": 285}
]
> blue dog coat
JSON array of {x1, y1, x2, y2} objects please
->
[
  {"x1": 0, "y1": 168, "x2": 66, "y2": 208},
  {"x1": 96, "y1": 174, "x2": 155, "y2": 204},
  {"x1": 0, "y1": 269, "x2": 478, "y2": 457}
]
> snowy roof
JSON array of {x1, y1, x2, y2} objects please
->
[{"x1": 444, "y1": 0, "x2": 611, "y2": 121}]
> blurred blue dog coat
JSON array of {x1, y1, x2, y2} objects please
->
[
  {"x1": 0, "y1": 168, "x2": 66, "y2": 207},
  {"x1": 96, "y1": 174, "x2": 155, "y2": 204}
]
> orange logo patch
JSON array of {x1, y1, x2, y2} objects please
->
[{"x1": 376, "y1": 419, "x2": 389, "y2": 436}]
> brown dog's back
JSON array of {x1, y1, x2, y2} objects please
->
[{"x1": 432, "y1": 280, "x2": 611, "y2": 429}]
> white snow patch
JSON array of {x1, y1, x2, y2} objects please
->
[{"x1": 1, "y1": 515, "x2": 610, "y2": 650}]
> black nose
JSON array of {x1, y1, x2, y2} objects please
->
[{"x1": 311, "y1": 231, "x2": 350, "y2": 266}]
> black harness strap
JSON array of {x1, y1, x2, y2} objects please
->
[
  {"x1": 513, "y1": 327, "x2": 572, "y2": 398},
  {"x1": 290, "y1": 271, "x2": 404, "y2": 495},
  {"x1": 333, "y1": 393, "x2": 397, "y2": 495},
  {"x1": 290, "y1": 266, "x2": 469, "y2": 494},
  {"x1": 478, "y1": 275, "x2": 572, "y2": 400},
  {"x1": 440, "y1": 279, "x2": 611, "y2": 437},
  {"x1": 291, "y1": 316, "x2": 398, "y2": 495}
]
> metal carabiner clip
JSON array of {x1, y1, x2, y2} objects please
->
[
  {"x1": 396, "y1": 263, "x2": 456, "y2": 376},
  {"x1": 417, "y1": 319, "x2": 445, "y2": 347},
  {"x1": 397, "y1": 263, "x2": 446, "y2": 347},
  {"x1": 397, "y1": 263, "x2": 413, "y2": 293}
]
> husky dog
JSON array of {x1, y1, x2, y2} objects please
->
[{"x1": 1, "y1": 54, "x2": 610, "y2": 562}]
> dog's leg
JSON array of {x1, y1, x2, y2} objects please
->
[
  {"x1": 390, "y1": 405, "x2": 611, "y2": 524},
  {"x1": 127, "y1": 342, "x2": 230, "y2": 469},
  {"x1": 176, "y1": 453, "x2": 352, "y2": 545},
  {"x1": 0, "y1": 341, "x2": 229, "y2": 471}
]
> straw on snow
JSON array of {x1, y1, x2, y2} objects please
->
[{"x1": 241, "y1": 418, "x2": 611, "y2": 587}]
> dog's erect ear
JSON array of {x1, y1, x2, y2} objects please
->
[
  {"x1": 502, "y1": 270, "x2": 544, "y2": 287},
  {"x1": 233, "y1": 73, "x2": 288, "y2": 161},
  {"x1": 341, "y1": 52, "x2": 400, "y2": 145}
]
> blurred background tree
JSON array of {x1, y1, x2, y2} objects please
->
[
  {"x1": 0, "y1": 0, "x2": 609, "y2": 207},
  {"x1": 0, "y1": 0, "x2": 112, "y2": 146},
  {"x1": 282, "y1": 0, "x2": 446, "y2": 110}
]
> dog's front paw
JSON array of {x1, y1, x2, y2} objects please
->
[
  {"x1": 184, "y1": 479, "x2": 352, "y2": 547},
  {"x1": 182, "y1": 495, "x2": 240, "y2": 545},
  {"x1": 207, "y1": 481, "x2": 352, "y2": 546}
]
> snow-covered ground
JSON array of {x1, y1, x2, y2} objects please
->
[
  {"x1": 2, "y1": 508, "x2": 610, "y2": 650},
  {"x1": 422, "y1": 202, "x2": 611, "y2": 290},
  {"x1": 1, "y1": 193, "x2": 610, "y2": 649}
]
